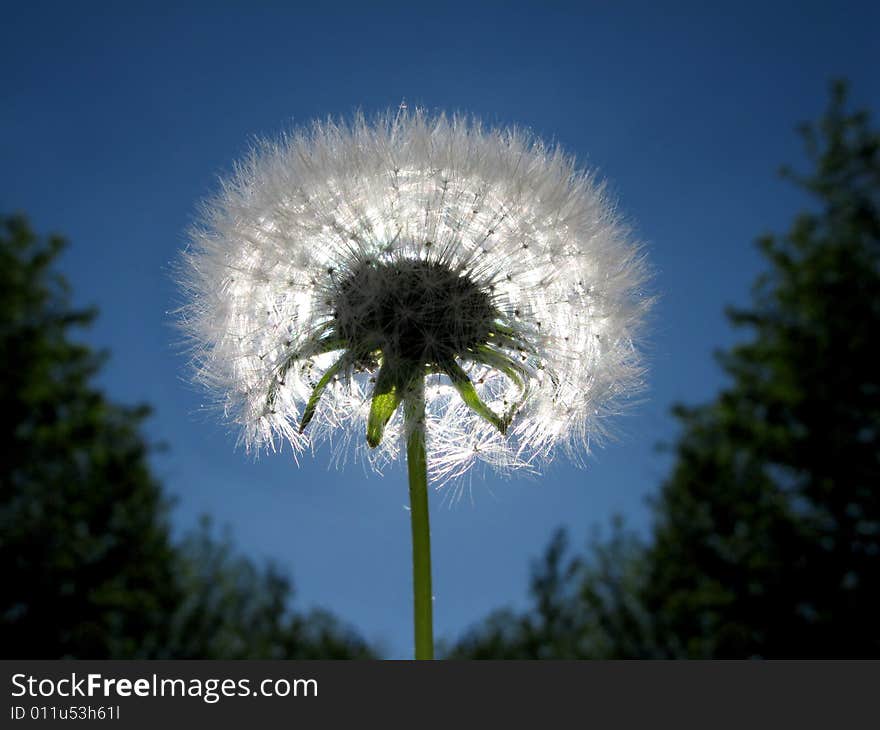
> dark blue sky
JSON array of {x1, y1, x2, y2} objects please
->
[{"x1": 3, "y1": 1, "x2": 878, "y2": 657}]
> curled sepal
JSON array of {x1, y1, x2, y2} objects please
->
[
  {"x1": 367, "y1": 361, "x2": 402, "y2": 448},
  {"x1": 471, "y1": 345, "x2": 531, "y2": 396},
  {"x1": 443, "y1": 359, "x2": 508, "y2": 434},
  {"x1": 468, "y1": 345, "x2": 533, "y2": 425},
  {"x1": 489, "y1": 322, "x2": 537, "y2": 354},
  {"x1": 280, "y1": 335, "x2": 347, "y2": 377},
  {"x1": 298, "y1": 354, "x2": 347, "y2": 433},
  {"x1": 267, "y1": 335, "x2": 346, "y2": 413}
]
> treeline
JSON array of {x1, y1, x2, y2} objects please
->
[
  {"x1": 0, "y1": 213, "x2": 372, "y2": 659},
  {"x1": 2, "y1": 81, "x2": 877, "y2": 659},
  {"x1": 452, "y1": 81, "x2": 880, "y2": 658}
]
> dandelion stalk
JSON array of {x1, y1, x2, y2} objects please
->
[
  {"x1": 178, "y1": 107, "x2": 651, "y2": 661},
  {"x1": 404, "y1": 376, "x2": 433, "y2": 659}
]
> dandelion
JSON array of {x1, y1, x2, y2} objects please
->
[{"x1": 177, "y1": 108, "x2": 651, "y2": 659}]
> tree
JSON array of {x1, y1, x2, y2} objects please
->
[
  {"x1": 453, "y1": 81, "x2": 880, "y2": 659},
  {"x1": 449, "y1": 522, "x2": 653, "y2": 659},
  {"x1": 0, "y1": 214, "x2": 179, "y2": 657},
  {"x1": 164, "y1": 519, "x2": 373, "y2": 659},
  {"x1": 0, "y1": 214, "x2": 373, "y2": 658},
  {"x1": 642, "y1": 80, "x2": 880, "y2": 657}
]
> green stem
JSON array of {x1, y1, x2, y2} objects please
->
[{"x1": 405, "y1": 376, "x2": 434, "y2": 660}]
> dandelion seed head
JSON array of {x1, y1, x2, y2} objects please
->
[{"x1": 177, "y1": 108, "x2": 652, "y2": 483}]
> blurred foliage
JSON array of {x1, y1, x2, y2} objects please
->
[
  {"x1": 450, "y1": 520, "x2": 653, "y2": 659},
  {"x1": 0, "y1": 214, "x2": 373, "y2": 658},
  {"x1": 5, "y1": 78, "x2": 876, "y2": 661},
  {"x1": 453, "y1": 80, "x2": 880, "y2": 658},
  {"x1": 166, "y1": 519, "x2": 373, "y2": 659}
]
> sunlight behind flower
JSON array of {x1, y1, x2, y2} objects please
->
[{"x1": 178, "y1": 108, "x2": 651, "y2": 484}]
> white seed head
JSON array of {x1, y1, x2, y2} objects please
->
[{"x1": 177, "y1": 108, "x2": 652, "y2": 483}]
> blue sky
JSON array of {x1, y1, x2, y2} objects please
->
[{"x1": 2, "y1": 1, "x2": 878, "y2": 657}]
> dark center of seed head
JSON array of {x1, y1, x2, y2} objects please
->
[{"x1": 333, "y1": 259, "x2": 498, "y2": 364}]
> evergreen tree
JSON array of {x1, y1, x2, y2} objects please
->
[
  {"x1": 643, "y1": 80, "x2": 880, "y2": 657},
  {"x1": 453, "y1": 81, "x2": 880, "y2": 659},
  {"x1": 0, "y1": 214, "x2": 179, "y2": 657},
  {"x1": 450, "y1": 522, "x2": 651, "y2": 659},
  {"x1": 0, "y1": 214, "x2": 373, "y2": 658},
  {"x1": 165, "y1": 519, "x2": 373, "y2": 659}
]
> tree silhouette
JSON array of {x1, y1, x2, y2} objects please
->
[
  {"x1": 451, "y1": 521, "x2": 652, "y2": 658},
  {"x1": 643, "y1": 80, "x2": 880, "y2": 657},
  {"x1": 453, "y1": 80, "x2": 880, "y2": 659},
  {"x1": 0, "y1": 214, "x2": 373, "y2": 658},
  {"x1": 165, "y1": 519, "x2": 373, "y2": 659}
]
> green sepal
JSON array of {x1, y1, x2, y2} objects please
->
[
  {"x1": 470, "y1": 345, "x2": 531, "y2": 396},
  {"x1": 298, "y1": 354, "x2": 346, "y2": 433},
  {"x1": 442, "y1": 359, "x2": 508, "y2": 434},
  {"x1": 490, "y1": 322, "x2": 520, "y2": 338},
  {"x1": 489, "y1": 323, "x2": 537, "y2": 353},
  {"x1": 367, "y1": 361, "x2": 402, "y2": 448},
  {"x1": 267, "y1": 334, "x2": 347, "y2": 414}
]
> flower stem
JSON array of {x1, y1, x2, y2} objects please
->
[{"x1": 405, "y1": 377, "x2": 433, "y2": 660}]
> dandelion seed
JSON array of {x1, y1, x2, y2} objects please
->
[{"x1": 176, "y1": 107, "x2": 652, "y2": 659}]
